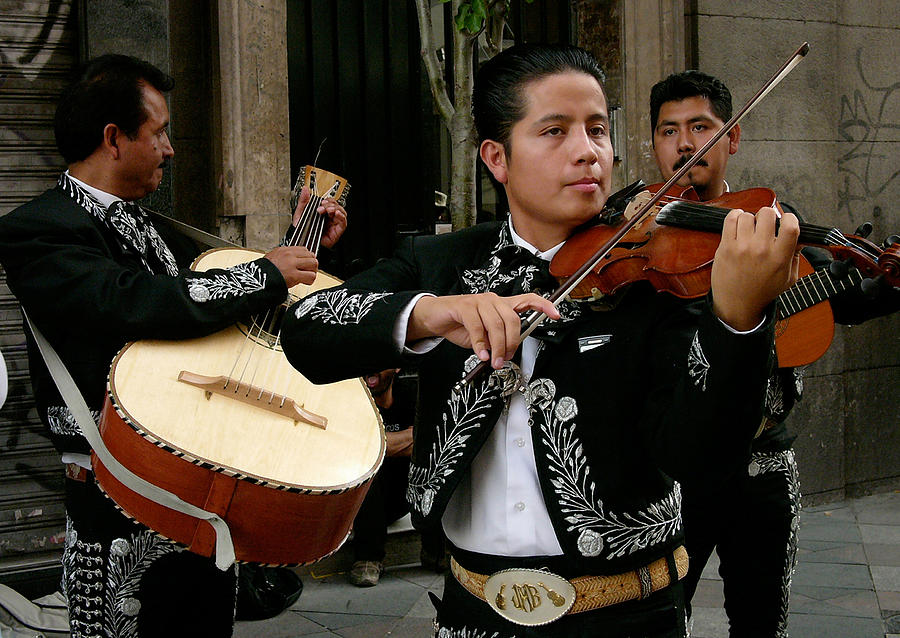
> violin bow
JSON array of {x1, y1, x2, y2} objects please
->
[{"x1": 461, "y1": 42, "x2": 810, "y2": 387}]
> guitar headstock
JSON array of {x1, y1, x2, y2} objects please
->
[{"x1": 290, "y1": 165, "x2": 351, "y2": 213}]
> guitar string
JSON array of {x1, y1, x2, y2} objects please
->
[
  {"x1": 271, "y1": 207, "x2": 326, "y2": 408},
  {"x1": 223, "y1": 182, "x2": 322, "y2": 398},
  {"x1": 241, "y1": 190, "x2": 323, "y2": 398}
]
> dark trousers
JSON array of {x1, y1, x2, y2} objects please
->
[
  {"x1": 433, "y1": 546, "x2": 687, "y2": 638},
  {"x1": 63, "y1": 475, "x2": 237, "y2": 638},
  {"x1": 351, "y1": 455, "x2": 445, "y2": 562},
  {"x1": 351, "y1": 456, "x2": 411, "y2": 561},
  {"x1": 681, "y1": 449, "x2": 800, "y2": 638}
]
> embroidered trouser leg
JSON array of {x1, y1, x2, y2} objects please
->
[
  {"x1": 63, "y1": 475, "x2": 237, "y2": 638},
  {"x1": 681, "y1": 449, "x2": 800, "y2": 638}
]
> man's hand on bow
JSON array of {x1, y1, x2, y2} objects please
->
[{"x1": 407, "y1": 293, "x2": 560, "y2": 369}]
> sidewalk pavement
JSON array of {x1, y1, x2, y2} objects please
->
[{"x1": 234, "y1": 490, "x2": 900, "y2": 638}]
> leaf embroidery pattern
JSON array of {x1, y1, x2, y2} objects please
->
[
  {"x1": 47, "y1": 405, "x2": 100, "y2": 437},
  {"x1": 461, "y1": 255, "x2": 541, "y2": 294},
  {"x1": 185, "y1": 261, "x2": 267, "y2": 301},
  {"x1": 687, "y1": 331, "x2": 710, "y2": 391},
  {"x1": 407, "y1": 359, "x2": 503, "y2": 517},
  {"x1": 104, "y1": 530, "x2": 177, "y2": 637},
  {"x1": 749, "y1": 449, "x2": 800, "y2": 638},
  {"x1": 293, "y1": 289, "x2": 392, "y2": 325},
  {"x1": 533, "y1": 378, "x2": 681, "y2": 558}
]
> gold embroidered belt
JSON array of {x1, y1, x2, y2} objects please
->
[{"x1": 450, "y1": 545, "x2": 689, "y2": 627}]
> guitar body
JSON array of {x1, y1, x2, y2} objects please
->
[
  {"x1": 774, "y1": 256, "x2": 835, "y2": 368},
  {"x1": 96, "y1": 247, "x2": 385, "y2": 565}
]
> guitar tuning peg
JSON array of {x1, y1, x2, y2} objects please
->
[
  {"x1": 883, "y1": 234, "x2": 900, "y2": 250},
  {"x1": 854, "y1": 221, "x2": 873, "y2": 238}
]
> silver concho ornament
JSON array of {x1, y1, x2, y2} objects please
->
[{"x1": 110, "y1": 538, "x2": 131, "y2": 557}]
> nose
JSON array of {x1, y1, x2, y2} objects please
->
[
  {"x1": 676, "y1": 128, "x2": 694, "y2": 154},
  {"x1": 161, "y1": 132, "x2": 174, "y2": 158},
  {"x1": 571, "y1": 127, "x2": 598, "y2": 165}
]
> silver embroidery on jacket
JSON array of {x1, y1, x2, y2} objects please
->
[
  {"x1": 461, "y1": 255, "x2": 541, "y2": 295},
  {"x1": 47, "y1": 405, "x2": 100, "y2": 437},
  {"x1": 58, "y1": 173, "x2": 179, "y2": 277},
  {"x1": 531, "y1": 378, "x2": 682, "y2": 558},
  {"x1": 687, "y1": 331, "x2": 710, "y2": 391},
  {"x1": 747, "y1": 449, "x2": 800, "y2": 638},
  {"x1": 408, "y1": 356, "x2": 505, "y2": 517},
  {"x1": 184, "y1": 261, "x2": 267, "y2": 302},
  {"x1": 293, "y1": 289, "x2": 391, "y2": 325}
]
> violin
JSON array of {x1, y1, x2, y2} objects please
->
[{"x1": 549, "y1": 182, "x2": 900, "y2": 367}]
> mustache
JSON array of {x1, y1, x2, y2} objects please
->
[{"x1": 673, "y1": 154, "x2": 708, "y2": 172}]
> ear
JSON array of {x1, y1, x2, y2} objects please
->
[
  {"x1": 479, "y1": 139, "x2": 508, "y2": 184},
  {"x1": 103, "y1": 123, "x2": 121, "y2": 160},
  {"x1": 727, "y1": 123, "x2": 741, "y2": 155}
]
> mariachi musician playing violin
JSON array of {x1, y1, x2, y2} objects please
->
[
  {"x1": 283, "y1": 44, "x2": 800, "y2": 638},
  {"x1": 650, "y1": 70, "x2": 900, "y2": 638}
]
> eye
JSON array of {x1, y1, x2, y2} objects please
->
[
  {"x1": 692, "y1": 123, "x2": 707, "y2": 133},
  {"x1": 544, "y1": 127, "x2": 564, "y2": 136},
  {"x1": 589, "y1": 125, "x2": 606, "y2": 137}
]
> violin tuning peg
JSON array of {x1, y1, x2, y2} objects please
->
[
  {"x1": 860, "y1": 275, "x2": 884, "y2": 299},
  {"x1": 828, "y1": 259, "x2": 850, "y2": 278},
  {"x1": 883, "y1": 234, "x2": 900, "y2": 250},
  {"x1": 854, "y1": 221, "x2": 873, "y2": 238}
]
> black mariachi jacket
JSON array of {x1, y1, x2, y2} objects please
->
[
  {"x1": 0, "y1": 175, "x2": 290, "y2": 456},
  {"x1": 281, "y1": 221, "x2": 775, "y2": 574}
]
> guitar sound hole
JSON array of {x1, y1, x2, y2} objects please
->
[{"x1": 239, "y1": 304, "x2": 289, "y2": 349}]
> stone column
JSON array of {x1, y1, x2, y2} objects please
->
[
  {"x1": 211, "y1": 0, "x2": 290, "y2": 249},
  {"x1": 620, "y1": 0, "x2": 684, "y2": 185}
]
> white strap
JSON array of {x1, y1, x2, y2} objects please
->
[{"x1": 24, "y1": 311, "x2": 236, "y2": 570}]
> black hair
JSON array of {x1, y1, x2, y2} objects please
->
[
  {"x1": 649, "y1": 70, "x2": 732, "y2": 135},
  {"x1": 54, "y1": 54, "x2": 174, "y2": 164},
  {"x1": 473, "y1": 43, "x2": 606, "y2": 153}
]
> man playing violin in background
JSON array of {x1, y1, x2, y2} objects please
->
[
  {"x1": 650, "y1": 70, "x2": 900, "y2": 638},
  {"x1": 282, "y1": 44, "x2": 799, "y2": 637}
]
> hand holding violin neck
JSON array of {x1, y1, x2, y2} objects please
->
[{"x1": 710, "y1": 207, "x2": 801, "y2": 331}]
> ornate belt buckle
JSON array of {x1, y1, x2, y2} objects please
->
[{"x1": 483, "y1": 568, "x2": 576, "y2": 626}]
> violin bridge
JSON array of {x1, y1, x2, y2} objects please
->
[{"x1": 177, "y1": 370, "x2": 328, "y2": 429}]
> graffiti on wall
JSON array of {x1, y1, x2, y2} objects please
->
[
  {"x1": 0, "y1": 1, "x2": 74, "y2": 186},
  {"x1": 837, "y1": 48, "x2": 900, "y2": 227}
]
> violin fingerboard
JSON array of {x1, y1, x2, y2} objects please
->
[{"x1": 290, "y1": 165, "x2": 351, "y2": 212}]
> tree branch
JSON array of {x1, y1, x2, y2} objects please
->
[
  {"x1": 484, "y1": 0, "x2": 509, "y2": 57},
  {"x1": 414, "y1": 0, "x2": 454, "y2": 125}
]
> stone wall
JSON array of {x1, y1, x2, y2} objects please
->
[{"x1": 689, "y1": 1, "x2": 900, "y2": 501}]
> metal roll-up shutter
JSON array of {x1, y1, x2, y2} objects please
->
[{"x1": 0, "y1": 0, "x2": 78, "y2": 597}]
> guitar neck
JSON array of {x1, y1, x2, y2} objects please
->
[{"x1": 777, "y1": 266, "x2": 863, "y2": 320}]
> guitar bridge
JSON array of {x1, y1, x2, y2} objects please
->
[{"x1": 177, "y1": 371, "x2": 327, "y2": 429}]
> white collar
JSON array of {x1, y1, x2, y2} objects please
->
[
  {"x1": 506, "y1": 214, "x2": 565, "y2": 262},
  {"x1": 65, "y1": 170, "x2": 123, "y2": 209}
]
